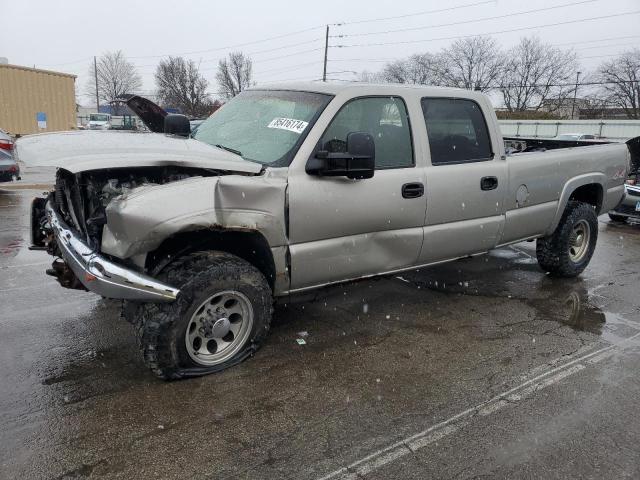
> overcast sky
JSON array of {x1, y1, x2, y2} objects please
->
[{"x1": 2, "y1": 0, "x2": 639, "y2": 106}]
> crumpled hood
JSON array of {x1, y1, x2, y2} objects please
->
[{"x1": 15, "y1": 130, "x2": 262, "y2": 174}]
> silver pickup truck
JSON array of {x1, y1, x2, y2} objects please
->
[{"x1": 19, "y1": 83, "x2": 631, "y2": 379}]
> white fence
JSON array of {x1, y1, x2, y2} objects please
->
[{"x1": 498, "y1": 120, "x2": 640, "y2": 141}]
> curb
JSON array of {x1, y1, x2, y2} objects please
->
[{"x1": 0, "y1": 183, "x2": 53, "y2": 191}]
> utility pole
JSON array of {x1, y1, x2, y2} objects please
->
[
  {"x1": 570, "y1": 71, "x2": 581, "y2": 120},
  {"x1": 94, "y1": 56, "x2": 100, "y2": 112},
  {"x1": 322, "y1": 25, "x2": 329, "y2": 82}
]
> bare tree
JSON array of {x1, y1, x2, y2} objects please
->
[
  {"x1": 85, "y1": 51, "x2": 142, "y2": 114},
  {"x1": 155, "y1": 57, "x2": 212, "y2": 118},
  {"x1": 499, "y1": 37, "x2": 578, "y2": 113},
  {"x1": 438, "y1": 36, "x2": 504, "y2": 91},
  {"x1": 216, "y1": 52, "x2": 253, "y2": 99},
  {"x1": 379, "y1": 53, "x2": 441, "y2": 85},
  {"x1": 593, "y1": 49, "x2": 640, "y2": 119}
]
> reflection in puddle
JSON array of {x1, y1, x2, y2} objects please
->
[
  {"x1": 409, "y1": 247, "x2": 617, "y2": 336},
  {"x1": 0, "y1": 192, "x2": 25, "y2": 259},
  {"x1": 528, "y1": 288, "x2": 605, "y2": 335}
]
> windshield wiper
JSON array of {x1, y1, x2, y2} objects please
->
[{"x1": 215, "y1": 144, "x2": 242, "y2": 157}]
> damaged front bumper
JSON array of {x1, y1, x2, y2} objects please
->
[{"x1": 45, "y1": 202, "x2": 180, "y2": 302}]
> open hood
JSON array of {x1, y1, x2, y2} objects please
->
[
  {"x1": 15, "y1": 130, "x2": 263, "y2": 174},
  {"x1": 119, "y1": 94, "x2": 168, "y2": 133}
]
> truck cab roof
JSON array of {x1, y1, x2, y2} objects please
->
[{"x1": 249, "y1": 81, "x2": 487, "y2": 101}]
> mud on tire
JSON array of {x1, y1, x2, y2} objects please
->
[
  {"x1": 132, "y1": 251, "x2": 272, "y2": 380},
  {"x1": 536, "y1": 201, "x2": 598, "y2": 278}
]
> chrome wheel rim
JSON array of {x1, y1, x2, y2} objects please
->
[
  {"x1": 568, "y1": 220, "x2": 591, "y2": 263},
  {"x1": 185, "y1": 290, "x2": 253, "y2": 366}
]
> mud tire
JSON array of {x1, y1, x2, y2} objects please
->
[
  {"x1": 536, "y1": 201, "x2": 598, "y2": 278},
  {"x1": 132, "y1": 251, "x2": 272, "y2": 380}
]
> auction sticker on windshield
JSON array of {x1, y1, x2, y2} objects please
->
[{"x1": 267, "y1": 118, "x2": 309, "y2": 134}]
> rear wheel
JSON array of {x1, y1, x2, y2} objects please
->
[
  {"x1": 536, "y1": 201, "x2": 598, "y2": 277},
  {"x1": 133, "y1": 251, "x2": 272, "y2": 380},
  {"x1": 608, "y1": 212, "x2": 627, "y2": 223}
]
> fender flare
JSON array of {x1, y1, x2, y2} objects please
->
[{"x1": 545, "y1": 173, "x2": 605, "y2": 235}]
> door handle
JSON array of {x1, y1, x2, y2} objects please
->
[
  {"x1": 402, "y1": 182, "x2": 424, "y2": 199},
  {"x1": 480, "y1": 176, "x2": 498, "y2": 191}
]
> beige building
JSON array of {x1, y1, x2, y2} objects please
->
[{"x1": 0, "y1": 63, "x2": 76, "y2": 136}]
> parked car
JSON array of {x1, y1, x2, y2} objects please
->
[
  {"x1": 87, "y1": 113, "x2": 112, "y2": 130},
  {"x1": 0, "y1": 128, "x2": 14, "y2": 153},
  {"x1": 555, "y1": 133, "x2": 597, "y2": 141},
  {"x1": 19, "y1": 83, "x2": 634, "y2": 379},
  {"x1": 0, "y1": 148, "x2": 20, "y2": 182},
  {"x1": 609, "y1": 138, "x2": 640, "y2": 222},
  {"x1": 609, "y1": 183, "x2": 640, "y2": 222}
]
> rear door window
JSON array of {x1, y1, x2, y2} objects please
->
[{"x1": 421, "y1": 98, "x2": 493, "y2": 165}]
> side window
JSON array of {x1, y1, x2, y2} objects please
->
[
  {"x1": 421, "y1": 98, "x2": 493, "y2": 165},
  {"x1": 321, "y1": 97, "x2": 413, "y2": 169}
]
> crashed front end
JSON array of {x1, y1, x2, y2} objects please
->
[
  {"x1": 31, "y1": 163, "x2": 288, "y2": 301},
  {"x1": 32, "y1": 168, "x2": 194, "y2": 301}
]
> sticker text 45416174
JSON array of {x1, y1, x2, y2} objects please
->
[{"x1": 267, "y1": 118, "x2": 309, "y2": 134}]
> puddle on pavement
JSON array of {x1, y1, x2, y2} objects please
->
[
  {"x1": 0, "y1": 191, "x2": 26, "y2": 259},
  {"x1": 403, "y1": 246, "x2": 639, "y2": 341}
]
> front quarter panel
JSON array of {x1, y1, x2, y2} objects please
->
[{"x1": 101, "y1": 172, "x2": 288, "y2": 259}]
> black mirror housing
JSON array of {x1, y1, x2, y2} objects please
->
[
  {"x1": 307, "y1": 131, "x2": 375, "y2": 179},
  {"x1": 164, "y1": 114, "x2": 191, "y2": 137}
]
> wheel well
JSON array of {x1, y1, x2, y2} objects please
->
[
  {"x1": 145, "y1": 229, "x2": 276, "y2": 289},
  {"x1": 569, "y1": 183, "x2": 603, "y2": 213}
]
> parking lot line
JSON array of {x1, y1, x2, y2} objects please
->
[{"x1": 316, "y1": 331, "x2": 640, "y2": 480}]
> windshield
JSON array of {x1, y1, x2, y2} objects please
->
[
  {"x1": 90, "y1": 114, "x2": 110, "y2": 122},
  {"x1": 194, "y1": 90, "x2": 333, "y2": 166}
]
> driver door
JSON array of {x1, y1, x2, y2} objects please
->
[{"x1": 287, "y1": 96, "x2": 427, "y2": 291}]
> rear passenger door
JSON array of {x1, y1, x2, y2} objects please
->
[{"x1": 417, "y1": 97, "x2": 507, "y2": 263}]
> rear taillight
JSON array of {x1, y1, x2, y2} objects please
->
[
  {"x1": 8, "y1": 165, "x2": 18, "y2": 173},
  {"x1": 0, "y1": 139, "x2": 13, "y2": 151}
]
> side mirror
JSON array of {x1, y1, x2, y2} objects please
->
[
  {"x1": 164, "y1": 114, "x2": 191, "y2": 137},
  {"x1": 306, "y1": 132, "x2": 375, "y2": 180}
]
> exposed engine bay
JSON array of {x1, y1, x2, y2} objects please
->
[{"x1": 51, "y1": 166, "x2": 222, "y2": 249}]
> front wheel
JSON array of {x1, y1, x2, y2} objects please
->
[
  {"x1": 536, "y1": 201, "x2": 598, "y2": 277},
  {"x1": 133, "y1": 251, "x2": 272, "y2": 380}
]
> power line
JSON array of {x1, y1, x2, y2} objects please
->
[
  {"x1": 256, "y1": 61, "x2": 320, "y2": 76},
  {"x1": 40, "y1": 1, "x2": 494, "y2": 66},
  {"x1": 124, "y1": 26, "x2": 325, "y2": 59},
  {"x1": 331, "y1": 0, "x2": 597, "y2": 39},
  {"x1": 255, "y1": 75, "x2": 320, "y2": 85},
  {"x1": 334, "y1": 10, "x2": 640, "y2": 48},
  {"x1": 331, "y1": 0, "x2": 494, "y2": 26},
  {"x1": 575, "y1": 42, "x2": 639, "y2": 51},
  {"x1": 553, "y1": 34, "x2": 640, "y2": 47},
  {"x1": 252, "y1": 47, "x2": 324, "y2": 64}
]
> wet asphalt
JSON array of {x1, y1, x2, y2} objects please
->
[{"x1": 1, "y1": 186, "x2": 640, "y2": 480}]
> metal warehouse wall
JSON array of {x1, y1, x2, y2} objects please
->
[
  {"x1": 0, "y1": 64, "x2": 76, "y2": 136},
  {"x1": 499, "y1": 119, "x2": 640, "y2": 141}
]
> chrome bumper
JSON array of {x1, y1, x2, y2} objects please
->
[
  {"x1": 612, "y1": 184, "x2": 640, "y2": 217},
  {"x1": 46, "y1": 202, "x2": 180, "y2": 302}
]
